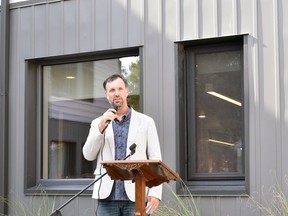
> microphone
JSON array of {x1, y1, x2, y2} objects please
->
[
  {"x1": 129, "y1": 143, "x2": 136, "y2": 155},
  {"x1": 101, "y1": 104, "x2": 118, "y2": 134}
]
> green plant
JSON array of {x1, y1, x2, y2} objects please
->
[
  {"x1": 0, "y1": 186, "x2": 56, "y2": 216},
  {"x1": 153, "y1": 179, "x2": 200, "y2": 216}
]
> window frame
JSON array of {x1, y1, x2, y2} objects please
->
[
  {"x1": 24, "y1": 47, "x2": 142, "y2": 195},
  {"x1": 176, "y1": 35, "x2": 250, "y2": 196}
]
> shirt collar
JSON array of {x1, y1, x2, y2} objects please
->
[{"x1": 115, "y1": 107, "x2": 131, "y2": 122}]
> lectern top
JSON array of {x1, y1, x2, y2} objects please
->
[{"x1": 101, "y1": 160, "x2": 179, "y2": 188}]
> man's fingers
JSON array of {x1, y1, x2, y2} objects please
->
[{"x1": 147, "y1": 196, "x2": 160, "y2": 214}]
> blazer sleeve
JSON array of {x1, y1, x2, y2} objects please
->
[
  {"x1": 82, "y1": 117, "x2": 104, "y2": 161},
  {"x1": 146, "y1": 116, "x2": 163, "y2": 200}
]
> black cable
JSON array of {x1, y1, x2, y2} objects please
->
[{"x1": 95, "y1": 133, "x2": 105, "y2": 216}]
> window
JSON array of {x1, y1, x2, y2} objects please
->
[
  {"x1": 177, "y1": 35, "x2": 248, "y2": 195},
  {"x1": 25, "y1": 48, "x2": 141, "y2": 193}
]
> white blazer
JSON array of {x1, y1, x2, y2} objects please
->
[{"x1": 82, "y1": 108, "x2": 162, "y2": 201}]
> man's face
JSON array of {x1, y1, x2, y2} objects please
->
[{"x1": 105, "y1": 77, "x2": 129, "y2": 108}]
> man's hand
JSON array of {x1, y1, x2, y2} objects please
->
[
  {"x1": 146, "y1": 196, "x2": 160, "y2": 214},
  {"x1": 98, "y1": 108, "x2": 117, "y2": 133}
]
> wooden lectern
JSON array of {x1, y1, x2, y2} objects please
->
[{"x1": 101, "y1": 160, "x2": 179, "y2": 216}]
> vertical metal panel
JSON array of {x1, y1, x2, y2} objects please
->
[
  {"x1": 127, "y1": 0, "x2": 144, "y2": 46},
  {"x1": 111, "y1": 0, "x2": 127, "y2": 48},
  {"x1": 0, "y1": 1, "x2": 9, "y2": 214},
  {"x1": 9, "y1": 8, "x2": 32, "y2": 213},
  {"x1": 20, "y1": 7, "x2": 33, "y2": 58},
  {"x1": 48, "y1": 2, "x2": 62, "y2": 55},
  {"x1": 161, "y1": 0, "x2": 178, "y2": 172},
  {"x1": 219, "y1": 197, "x2": 242, "y2": 216},
  {"x1": 238, "y1": 0, "x2": 255, "y2": 34},
  {"x1": 95, "y1": 0, "x2": 110, "y2": 50},
  {"x1": 198, "y1": 0, "x2": 217, "y2": 37},
  {"x1": 34, "y1": 4, "x2": 48, "y2": 57},
  {"x1": 245, "y1": 0, "x2": 260, "y2": 202},
  {"x1": 142, "y1": 0, "x2": 162, "y2": 119},
  {"x1": 271, "y1": 0, "x2": 282, "y2": 182},
  {"x1": 180, "y1": 0, "x2": 198, "y2": 39},
  {"x1": 63, "y1": 0, "x2": 78, "y2": 53},
  {"x1": 9, "y1": 6, "x2": 33, "y2": 204},
  {"x1": 219, "y1": 0, "x2": 238, "y2": 35},
  {"x1": 79, "y1": 0, "x2": 94, "y2": 52},
  {"x1": 197, "y1": 197, "x2": 217, "y2": 215},
  {"x1": 279, "y1": 0, "x2": 288, "y2": 185},
  {"x1": 257, "y1": 0, "x2": 279, "y2": 189}
]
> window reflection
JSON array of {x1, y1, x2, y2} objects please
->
[
  {"x1": 49, "y1": 141, "x2": 76, "y2": 179},
  {"x1": 193, "y1": 50, "x2": 243, "y2": 176},
  {"x1": 42, "y1": 56, "x2": 140, "y2": 179}
]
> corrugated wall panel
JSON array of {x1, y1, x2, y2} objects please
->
[
  {"x1": 9, "y1": 7, "x2": 27, "y2": 215},
  {"x1": 20, "y1": 7, "x2": 33, "y2": 58},
  {"x1": 246, "y1": 0, "x2": 260, "y2": 202},
  {"x1": 63, "y1": 0, "x2": 78, "y2": 53},
  {"x1": 238, "y1": 0, "x2": 255, "y2": 34},
  {"x1": 258, "y1": 0, "x2": 279, "y2": 191},
  {"x1": 79, "y1": 0, "x2": 94, "y2": 52},
  {"x1": 197, "y1": 197, "x2": 220, "y2": 216},
  {"x1": 48, "y1": 3, "x2": 62, "y2": 55},
  {"x1": 34, "y1": 5, "x2": 48, "y2": 57},
  {"x1": 94, "y1": 0, "x2": 110, "y2": 50},
  {"x1": 219, "y1": 197, "x2": 242, "y2": 216},
  {"x1": 218, "y1": 0, "x2": 238, "y2": 35},
  {"x1": 161, "y1": 0, "x2": 178, "y2": 175},
  {"x1": 199, "y1": 0, "x2": 217, "y2": 37},
  {"x1": 127, "y1": 0, "x2": 144, "y2": 46},
  {"x1": 181, "y1": 0, "x2": 198, "y2": 39},
  {"x1": 143, "y1": 0, "x2": 162, "y2": 119},
  {"x1": 280, "y1": 0, "x2": 288, "y2": 185},
  {"x1": 111, "y1": 0, "x2": 127, "y2": 48}
]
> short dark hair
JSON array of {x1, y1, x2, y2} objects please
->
[{"x1": 103, "y1": 74, "x2": 128, "y2": 90}]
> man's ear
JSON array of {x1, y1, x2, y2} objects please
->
[{"x1": 105, "y1": 91, "x2": 109, "y2": 100}]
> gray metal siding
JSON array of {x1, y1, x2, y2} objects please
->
[
  {"x1": 6, "y1": 0, "x2": 288, "y2": 215},
  {"x1": 0, "y1": 1, "x2": 10, "y2": 215}
]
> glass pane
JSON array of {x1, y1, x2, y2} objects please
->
[
  {"x1": 42, "y1": 56, "x2": 140, "y2": 179},
  {"x1": 194, "y1": 50, "x2": 243, "y2": 175}
]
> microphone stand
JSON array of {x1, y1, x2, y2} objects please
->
[{"x1": 49, "y1": 144, "x2": 136, "y2": 216}]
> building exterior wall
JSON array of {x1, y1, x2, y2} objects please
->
[
  {"x1": 2, "y1": 0, "x2": 288, "y2": 215},
  {"x1": 0, "y1": 0, "x2": 10, "y2": 214}
]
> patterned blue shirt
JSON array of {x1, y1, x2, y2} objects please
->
[{"x1": 106, "y1": 108, "x2": 131, "y2": 201}]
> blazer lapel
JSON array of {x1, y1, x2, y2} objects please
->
[{"x1": 126, "y1": 109, "x2": 140, "y2": 154}]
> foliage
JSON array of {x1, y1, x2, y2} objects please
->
[
  {"x1": 121, "y1": 58, "x2": 141, "y2": 111},
  {"x1": 154, "y1": 179, "x2": 200, "y2": 216},
  {"x1": 126, "y1": 60, "x2": 140, "y2": 96},
  {"x1": 247, "y1": 176, "x2": 288, "y2": 216},
  {"x1": 0, "y1": 186, "x2": 56, "y2": 216}
]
